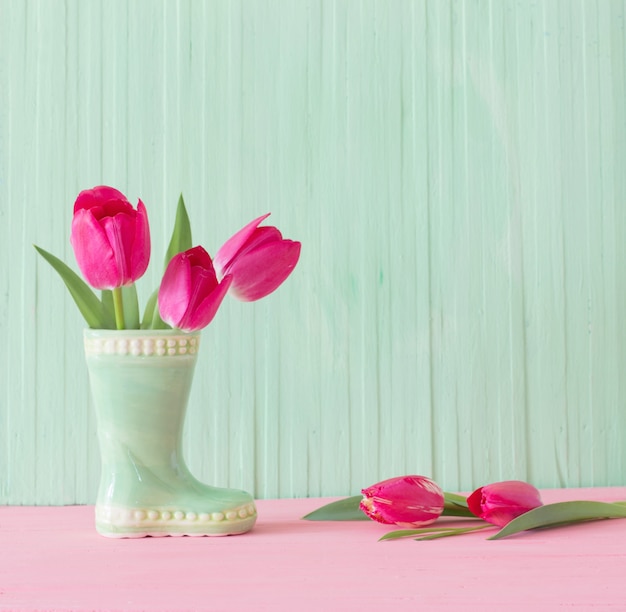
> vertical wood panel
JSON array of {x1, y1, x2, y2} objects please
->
[{"x1": 1, "y1": 0, "x2": 625, "y2": 505}]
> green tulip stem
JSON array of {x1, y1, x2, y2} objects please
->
[{"x1": 112, "y1": 287, "x2": 126, "y2": 330}]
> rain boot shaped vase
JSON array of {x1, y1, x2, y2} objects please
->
[{"x1": 84, "y1": 329, "x2": 257, "y2": 538}]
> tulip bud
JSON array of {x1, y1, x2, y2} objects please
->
[
  {"x1": 467, "y1": 480, "x2": 543, "y2": 527},
  {"x1": 360, "y1": 475, "x2": 445, "y2": 527},
  {"x1": 214, "y1": 213, "x2": 301, "y2": 302},
  {"x1": 70, "y1": 186, "x2": 150, "y2": 290},
  {"x1": 158, "y1": 246, "x2": 232, "y2": 332}
]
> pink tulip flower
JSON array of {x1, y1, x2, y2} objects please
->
[
  {"x1": 70, "y1": 186, "x2": 151, "y2": 289},
  {"x1": 360, "y1": 475, "x2": 445, "y2": 527},
  {"x1": 158, "y1": 246, "x2": 232, "y2": 332},
  {"x1": 213, "y1": 213, "x2": 301, "y2": 302},
  {"x1": 467, "y1": 480, "x2": 543, "y2": 527}
]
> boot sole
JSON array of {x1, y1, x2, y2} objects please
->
[{"x1": 95, "y1": 503, "x2": 257, "y2": 538}]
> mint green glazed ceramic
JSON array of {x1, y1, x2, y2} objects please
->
[{"x1": 84, "y1": 329, "x2": 257, "y2": 538}]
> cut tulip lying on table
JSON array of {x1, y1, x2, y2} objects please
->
[
  {"x1": 359, "y1": 475, "x2": 445, "y2": 528},
  {"x1": 467, "y1": 480, "x2": 543, "y2": 527}
]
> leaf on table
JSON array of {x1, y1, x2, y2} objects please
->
[
  {"x1": 490, "y1": 500, "x2": 626, "y2": 540},
  {"x1": 302, "y1": 496, "x2": 369, "y2": 521}
]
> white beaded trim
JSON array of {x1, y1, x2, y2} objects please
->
[
  {"x1": 85, "y1": 335, "x2": 200, "y2": 357},
  {"x1": 96, "y1": 503, "x2": 257, "y2": 526}
]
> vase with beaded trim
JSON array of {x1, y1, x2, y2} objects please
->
[{"x1": 84, "y1": 328, "x2": 257, "y2": 538}]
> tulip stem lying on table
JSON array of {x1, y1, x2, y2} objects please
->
[
  {"x1": 112, "y1": 287, "x2": 126, "y2": 330},
  {"x1": 380, "y1": 524, "x2": 493, "y2": 541}
]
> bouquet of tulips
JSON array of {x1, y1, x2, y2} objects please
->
[
  {"x1": 304, "y1": 475, "x2": 626, "y2": 540},
  {"x1": 35, "y1": 186, "x2": 301, "y2": 331}
]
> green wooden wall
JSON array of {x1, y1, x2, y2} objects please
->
[{"x1": 1, "y1": 0, "x2": 625, "y2": 505}]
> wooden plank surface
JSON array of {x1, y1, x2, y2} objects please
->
[{"x1": 1, "y1": 488, "x2": 625, "y2": 610}]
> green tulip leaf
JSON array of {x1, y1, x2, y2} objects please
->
[
  {"x1": 490, "y1": 500, "x2": 626, "y2": 540},
  {"x1": 140, "y1": 288, "x2": 157, "y2": 329},
  {"x1": 444, "y1": 491, "x2": 469, "y2": 507},
  {"x1": 302, "y1": 496, "x2": 369, "y2": 521},
  {"x1": 100, "y1": 289, "x2": 115, "y2": 316},
  {"x1": 101, "y1": 290, "x2": 115, "y2": 323},
  {"x1": 164, "y1": 193, "x2": 192, "y2": 269},
  {"x1": 442, "y1": 503, "x2": 475, "y2": 518},
  {"x1": 442, "y1": 492, "x2": 475, "y2": 518},
  {"x1": 139, "y1": 193, "x2": 191, "y2": 330},
  {"x1": 121, "y1": 284, "x2": 140, "y2": 329},
  {"x1": 34, "y1": 245, "x2": 114, "y2": 329},
  {"x1": 140, "y1": 288, "x2": 170, "y2": 330}
]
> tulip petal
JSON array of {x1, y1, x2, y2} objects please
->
[
  {"x1": 74, "y1": 185, "x2": 128, "y2": 213},
  {"x1": 180, "y1": 275, "x2": 233, "y2": 332},
  {"x1": 158, "y1": 246, "x2": 230, "y2": 332},
  {"x1": 130, "y1": 199, "x2": 151, "y2": 281},
  {"x1": 228, "y1": 239, "x2": 302, "y2": 302},
  {"x1": 70, "y1": 208, "x2": 120, "y2": 289},
  {"x1": 467, "y1": 480, "x2": 543, "y2": 527},
  {"x1": 157, "y1": 251, "x2": 192, "y2": 327},
  {"x1": 213, "y1": 213, "x2": 271, "y2": 277},
  {"x1": 101, "y1": 211, "x2": 134, "y2": 284},
  {"x1": 233, "y1": 226, "x2": 284, "y2": 258}
]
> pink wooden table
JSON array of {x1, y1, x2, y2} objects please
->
[{"x1": 1, "y1": 487, "x2": 625, "y2": 611}]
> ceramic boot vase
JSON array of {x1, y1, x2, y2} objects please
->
[{"x1": 84, "y1": 329, "x2": 257, "y2": 538}]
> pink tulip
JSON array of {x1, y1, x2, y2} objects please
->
[
  {"x1": 158, "y1": 246, "x2": 232, "y2": 332},
  {"x1": 467, "y1": 480, "x2": 543, "y2": 527},
  {"x1": 360, "y1": 475, "x2": 445, "y2": 527},
  {"x1": 70, "y1": 186, "x2": 150, "y2": 289},
  {"x1": 213, "y1": 213, "x2": 301, "y2": 302}
]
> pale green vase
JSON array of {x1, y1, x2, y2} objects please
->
[{"x1": 84, "y1": 329, "x2": 257, "y2": 538}]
